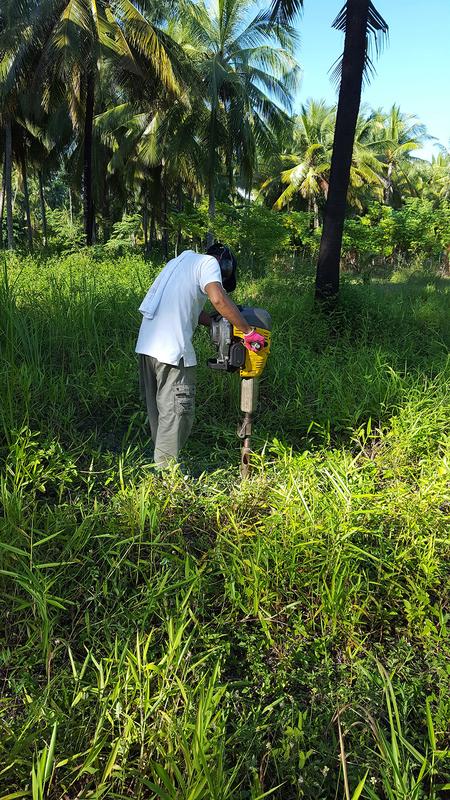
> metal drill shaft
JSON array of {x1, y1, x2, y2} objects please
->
[{"x1": 238, "y1": 378, "x2": 259, "y2": 478}]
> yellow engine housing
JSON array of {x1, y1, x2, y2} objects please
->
[{"x1": 233, "y1": 326, "x2": 272, "y2": 378}]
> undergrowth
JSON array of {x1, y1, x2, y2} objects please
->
[{"x1": 0, "y1": 252, "x2": 449, "y2": 799}]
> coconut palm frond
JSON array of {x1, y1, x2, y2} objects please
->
[
  {"x1": 269, "y1": 0, "x2": 304, "y2": 26},
  {"x1": 231, "y1": 9, "x2": 298, "y2": 53},
  {"x1": 273, "y1": 179, "x2": 299, "y2": 209},
  {"x1": 330, "y1": 1, "x2": 388, "y2": 88}
]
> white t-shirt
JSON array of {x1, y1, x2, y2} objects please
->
[{"x1": 135, "y1": 250, "x2": 222, "y2": 366}]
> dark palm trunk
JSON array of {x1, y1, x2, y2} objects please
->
[
  {"x1": 175, "y1": 186, "x2": 183, "y2": 256},
  {"x1": 162, "y1": 182, "x2": 169, "y2": 259},
  {"x1": 143, "y1": 205, "x2": 148, "y2": 253},
  {"x1": 83, "y1": 70, "x2": 95, "y2": 246},
  {"x1": 5, "y1": 122, "x2": 14, "y2": 251},
  {"x1": 315, "y1": 0, "x2": 370, "y2": 299},
  {"x1": 207, "y1": 182, "x2": 215, "y2": 248},
  {"x1": 150, "y1": 208, "x2": 156, "y2": 251},
  {"x1": 226, "y1": 140, "x2": 234, "y2": 198},
  {"x1": 207, "y1": 109, "x2": 217, "y2": 248},
  {"x1": 99, "y1": 184, "x2": 109, "y2": 242},
  {"x1": 38, "y1": 170, "x2": 47, "y2": 246},
  {"x1": 21, "y1": 151, "x2": 33, "y2": 250},
  {"x1": 0, "y1": 153, "x2": 6, "y2": 248}
]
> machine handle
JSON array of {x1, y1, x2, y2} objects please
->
[{"x1": 243, "y1": 329, "x2": 266, "y2": 352}]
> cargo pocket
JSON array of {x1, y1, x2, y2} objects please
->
[{"x1": 174, "y1": 383, "x2": 196, "y2": 415}]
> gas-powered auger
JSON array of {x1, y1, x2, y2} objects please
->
[{"x1": 208, "y1": 307, "x2": 272, "y2": 477}]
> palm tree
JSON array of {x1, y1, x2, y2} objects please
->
[
  {"x1": 0, "y1": 0, "x2": 26, "y2": 250},
  {"x1": 315, "y1": 0, "x2": 388, "y2": 299},
  {"x1": 2, "y1": 0, "x2": 182, "y2": 245},
  {"x1": 430, "y1": 148, "x2": 450, "y2": 202},
  {"x1": 94, "y1": 5, "x2": 203, "y2": 251},
  {"x1": 269, "y1": 0, "x2": 388, "y2": 298},
  {"x1": 369, "y1": 105, "x2": 428, "y2": 205},
  {"x1": 1, "y1": 0, "x2": 78, "y2": 250},
  {"x1": 262, "y1": 103, "x2": 384, "y2": 223},
  {"x1": 346, "y1": 107, "x2": 386, "y2": 208},
  {"x1": 184, "y1": 0, "x2": 299, "y2": 244},
  {"x1": 35, "y1": 0, "x2": 144, "y2": 245},
  {"x1": 264, "y1": 100, "x2": 334, "y2": 225}
]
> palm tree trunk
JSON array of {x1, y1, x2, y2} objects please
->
[
  {"x1": 175, "y1": 185, "x2": 183, "y2": 256},
  {"x1": 162, "y1": 182, "x2": 168, "y2": 259},
  {"x1": 207, "y1": 181, "x2": 215, "y2": 248},
  {"x1": 207, "y1": 109, "x2": 217, "y2": 248},
  {"x1": 143, "y1": 205, "x2": 148, "y2": 253},
  {"x1": 150, "y1": 208, "x2": 156, "y2": 251},
  {"x1": 313, "y1": 198, "x2": 320, "y2": 229},
  {"x1": 38, "y1": 170, "x2": 47, "y2": 246},
  {"x1": 83, "y1": 69, "x2": 95, "y2": 246},
  {"x1": 384, "y1": 161, "x2": 393, "y2": 205},
  {"x1": 315, "y1": 0, "x2": 370, "y2": 299},
  {"x1": 21, "y1": 151, "x2": 33, "y2": 250},
  {"x1": 226, "y1": 140, "x2": 234, "y2": 198},
  {"x1": 0, "y1": 153, "x2": 6, "y2": 248},
  {"x1": 5, "y1": 121, "x2": 14, "y2": 251}
]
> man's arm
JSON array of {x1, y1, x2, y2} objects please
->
[{"x1": 204, "y1": 282, "x2": 252, "y2": 334}]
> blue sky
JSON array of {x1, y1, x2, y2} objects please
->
[{"x1": 293, "y1": 0, "x2": 450, "y2": 160}]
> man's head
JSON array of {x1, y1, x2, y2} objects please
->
[{"x1": 206, "y1": 242, "x2": 237, "y2": 293}]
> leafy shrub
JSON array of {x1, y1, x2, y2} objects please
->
[
  {"x1": 318, "y1": 199, "x2": 450, "y2": 271},
  {"x1": 235, "y1": 205, "x2": 290, "y2": 274},
  {"x1": 169, "y1": 202, "x2": 290, "y2": 273},
  {"x1": 393, "y1": 198, "x2": 450, "y2": 258},
  {"x1": 105, "y1": 214, "x2": 143, "y2": 253},
  {"x1": 341, "y1": 205, "x2": 396, "y2": 268},
  {"x1": 46, "y1": 208, "x2": 85, "y2": 253},
  {"x1": 283, "y1": 210, "x2": 321, "y2": 255},
  {"x1": 168, "y1": 202, "x2": 207, "y2": 247}
]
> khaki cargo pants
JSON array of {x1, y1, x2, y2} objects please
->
[{"x1": 139, "y1": 354, "x2": 196, "y2": 467}]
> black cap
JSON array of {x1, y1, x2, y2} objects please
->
[{"x1": 206, "y1": 242, "x2": 237, "y2": 293}]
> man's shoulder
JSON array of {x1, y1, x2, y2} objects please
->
[
  {"x1": 180, "y1": 249, "x2": 216, "y2": 267},
  {"x1": 179, "y1": 250, "x2": 221, "y2": 281}
]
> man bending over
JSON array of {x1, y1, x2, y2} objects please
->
[{"x1": 136, "y1": 243, "x2": 264, "y2": 468}]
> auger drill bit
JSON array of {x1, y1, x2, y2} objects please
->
[{"x1": 238, "y1": 378, "x2": 258, "y2": 478}]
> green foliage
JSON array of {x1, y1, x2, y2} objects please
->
[
  {"x1": 282, "y1": 210, "x2": 321, "y2": 254},
  {"x1": 169, "y1": 203, "x2": 207, "y2": 246},
  {"x1": 393, "y1": 198, "x2": 450, "y2": 258},
  {"x1": 361, "y1": 666, "x2": 449, "y2": 800},
  {"x1": 0, "y1": 252, "x2": 449, "y2": 798},
  {"x1": 342, "y1": 205, "x2": 396, "y2": 265},
  {"x1": 237, "y1": 206, "x2": 291, "y2": 274},
  {"x1": 170, "y1": 202, "x2": 290, "y2": 272},
  {"x1": 105, "y1": 214, "x2": 143, "y2": 253},
  {"x1": 46, "y1": 208, "x2": 85, "y2": 253},
  {"x1": 171, "y1": 197, "x2": 450, "y2": 275},
  {"x1": 278, "y1": 200, "x2": 450, "y2": 270}
]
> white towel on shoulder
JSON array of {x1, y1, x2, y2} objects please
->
[{"x1": 138, "y1": 251, "x2": 190, "y2": 319}]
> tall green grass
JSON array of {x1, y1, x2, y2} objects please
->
[{"x1": 0, "y1": 252, "x2": 449, "y2": 799}]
